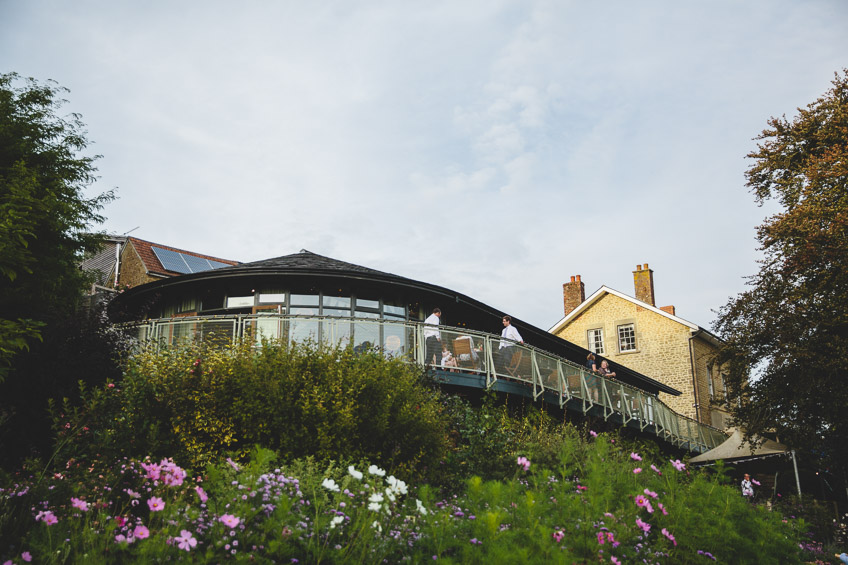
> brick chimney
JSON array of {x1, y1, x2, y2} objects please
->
[
  {"x1": 563, "y1": 275, "x2": 585, "y2": 316},
  {"x1": 660, "y1": 305, "x2": 676, "y2": 316},
  {"x1": 633, "y1": 263, "x2": 656, "y2": 306}
]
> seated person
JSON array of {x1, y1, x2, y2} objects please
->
[
  {"x1": 441, "y1": 344, "x2": 458, "y2": 371},
  {"x1": 598, "y1": 360, "x2": 616, "y2": 378}
]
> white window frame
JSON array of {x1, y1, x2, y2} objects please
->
[
  {"x1": 586, "y1": 328, "x2": 605, "y2": 355},
  {"x1": 707, "y1": 365, "x2": 714, "y2": 398},
  {"x1": 617, "y1": 323, "x2": 637, "y2": 352}
]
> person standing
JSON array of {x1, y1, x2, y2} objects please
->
[
  {"x1": 423, "y1": 308, "x2": 442, "y2": 367},
  {"x1": 497, "y1": 315, "x2": 523, "y2": 370},
  {"x1": 741, "y1": 473, "x2": 754, "y2": 501}
]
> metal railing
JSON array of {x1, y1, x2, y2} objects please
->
[{"x1": 126, "y1": 314, "x2": 728, "y2": 453}]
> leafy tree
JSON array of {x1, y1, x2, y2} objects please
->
[
  {"x1": 0, "y1": 72, "x2": 113, "y2": 381},
  {"x1": 714, "y1": 70, "x2": 848, "y2": 488}
]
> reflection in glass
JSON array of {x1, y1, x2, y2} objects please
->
[
  {"x1": 323, "y1": 296, "x2": 351, "y2": 308},
  {"x1": 383, "y1": 324, "x2": 407, "y2": 357},
  {"x1": 354, "y1": 311, "x2": 379, "y2": 319},
  {"x1": 356, "y1": 298, "x2": 379, "y2": 309},
  {"x1": 383, "y1": 304, "x2": 405, "y2": 316},
  {"x1": 259, "y1": 293, "x2": 286, "y2": 304},
  {"x1": 353, "y1": 320, "x2": 380, "y2": 351},
  {"x1": 226, "y1": 296, "x2": 254, "y2": 308},
  {"x1": 323, "y1": 308, "x2": 351, "y2": 318},
  {"x1": 290, "y1": 294, "x2": 319, "y2": 306},
  {"x1": 322, "y1": 318, "x2": 351, "y2": 348}
]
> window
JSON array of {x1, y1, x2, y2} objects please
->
[
  {"x1": 587, "y1": 328, "x2": 605, "y2": 355},
  {"x1": 707, "y1": 365, "x2": 714, "y2": 398},
  {"x1": 617, "y1": 323, "x2": 637, "y2": 352}
]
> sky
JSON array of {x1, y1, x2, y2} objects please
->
[{"x1": 2, "y1": 0, "x2": 847, "y2": 331}]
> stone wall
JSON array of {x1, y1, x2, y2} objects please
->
[
  {"x1": 555, "y1": 293, "x2": 699, "y2": 420},
  {"x1": 115, "y1": 244, "x2": 160, "y2": 288}
]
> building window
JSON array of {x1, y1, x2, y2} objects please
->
[
  {"x1": 617, "y1": 323, "x2": 637, "y2": 352},
  {"x1": 707, "y1": 365, "x2": 714, "y2": 398},
  {"x1": 587, "y1": 328, "x2": 605, "y2": 355}
]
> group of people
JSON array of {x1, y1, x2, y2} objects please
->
[
  {"x1": 423, "y1": 308, "x2": 524, "y2": 371},
  {"x1": 585, "y1": 352, "x2": 617, "y2": 378}
]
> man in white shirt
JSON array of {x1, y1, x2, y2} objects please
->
[
  {"x1": 423, "y1": 308, "x2": 441, "y2": 366},
  {"x1": 497, "y1": 315, "x2": 523, "y2": 370}
]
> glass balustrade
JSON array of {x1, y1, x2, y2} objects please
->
[{"x1": 124, "y1": 314, "x2": 727, "y2": 453}]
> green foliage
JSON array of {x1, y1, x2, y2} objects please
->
[
  {"x1": 714, "y1": 69, "x2": 848, "y2": 482},
  {"x1": 1, "y1": 435, "x2": 806, "y2": 563},
  {"x1": 0, "y1": 73, "x2": 114, "y2": 382},
  {"x1": 58, "y1": 341, "x2": 451, "y2": 479}
]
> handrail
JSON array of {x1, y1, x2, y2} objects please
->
[{"x1": 123, "y1": 314, "x2": 728, "y2": 453}]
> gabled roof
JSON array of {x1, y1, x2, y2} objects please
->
[
  {"x1": 81, "y1": 236, "x2": 127, "y2": 285},
  {"x1": 127, "y1": 237, "x2": 240, "y2": 277},
  {"x1": 548, "y1": 285, "x2": 723, "y2": 346}
]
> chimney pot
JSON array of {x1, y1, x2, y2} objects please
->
[
  {"x1": 576, "y1": 274, "x2": 581, "y2": 282},
  {"x1": 633, "y1": 263, "x2": 656, "y2": 306},
  {"x1": 636, "y1": 264, "x2": 642, "y2": 271},
  {"x1": 570, "y1": 275, "x2": 575, "y2": 282}
]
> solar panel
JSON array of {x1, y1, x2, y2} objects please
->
[
  {"x1": 182, "y1": 254, "x2": 215, "y2": 273},
  {"x1": 152, "y1": 247, "x2": 191, "y2": 274},
  {"x1": 152, "y1": 246, "x2": 232, "y2": 274}
]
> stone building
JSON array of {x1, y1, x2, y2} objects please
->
[{"x1": 548, "y1": 264, "x2": 732, "y2": 429}]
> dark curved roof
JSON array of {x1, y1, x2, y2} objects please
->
[{"x1": 112, "y1": 250, "x2": 681, "y2": 396}]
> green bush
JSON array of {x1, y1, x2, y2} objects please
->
[{"x1": 56, "y1": 341, "x2": 450, "y2": 480}]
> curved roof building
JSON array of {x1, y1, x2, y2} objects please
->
[{"x1": 112, "y1": 249, "x2": 679, "y2": 397}]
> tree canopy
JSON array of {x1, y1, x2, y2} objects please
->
[
  {"x1": 0, "y1": 73, "x2": 113, "y2": 381},
  {"x1": 714, "y1": 70, "x2": 848, "y2": 485}
]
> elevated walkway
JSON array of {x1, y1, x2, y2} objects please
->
[{"x1": 127, "y1": 314, "x2": 728, "y2": 453}]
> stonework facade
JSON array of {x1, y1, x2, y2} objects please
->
[{"x1": 551, "y1": 267, "x2": 732, "y2": 429}]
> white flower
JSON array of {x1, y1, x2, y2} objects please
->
[
  {"x1": 385, "y1": 488, "x2": 396, "y2": 502},
  {"x1": 368, "y1": 502, "x2": 382, "y2": 511},
  {"x1": 321, "y1": 478, "x2": 340, "y2": 492},
  {"x1": 368, "y1": 465, "x2": 386, "y2": 477},
  {"x1": 329, "y1": 515, "x2": 344, "y2": 529},
  {"x1": 348, "y1": 466, "x2": 363, "y2": 480},
  {"x1": 371, "y1": 520, "x2": 382, "y2": 532},
  {"x1": 416, "y1": 499, "x2": 428, "y2": 515},
  {"x1": 369, "y1": 492, "x2": 384, "y2": 504},
  {"x1": 387, "y1": 475, "x2": 408, "y2": 495}
]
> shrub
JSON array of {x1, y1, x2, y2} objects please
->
[{"x1": 56, "y1": 340, "x2": 450, "y2": 480}]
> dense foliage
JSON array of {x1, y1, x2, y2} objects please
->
[
  {"x1": 714, "y1": 70, "x2": 848, "y2": 485},
  {"x1": 0, "y1": 72, "x2": 113, "y2": 381},
  {"x1": 1, "y1": 438, "x2": 808, "y2": 564},
  {"x1": 54, "y1": 341, "x2": 451, "y2": 478}
]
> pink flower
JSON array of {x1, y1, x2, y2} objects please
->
[
  {"x1": 552, "y1": 529, "x2": 564, "y2": 543},
  {"x1": 670, "y1": 459, "x2": 686, "y2": 472},
  {"x1": 635, "y1": 517, "x2": 651, "y2": 534},
  {"x1": 589, "y1": 430, "x2": 598, "y2": 437},
  {"x1": 651, "y1": 464, "x2": 662, "y2": 475},
  {"x1": 71, "y1": 497, "x2": 89, "y2": 512},
  {"x1": 219, "y1": 514, "x2": 240, "y2": 528},
  {"x1": 160, "y1": 460, "x2": 187, "y2": 486},
  {"x1": 226, "y1": 458, "x2": 240, "y2": 471},
  {"x1": 147, "y1": 497, "x2": 165, "y2": 512},
  {"x1": 635, "y1": 494, "x2": 649, "y2": 508},
  {"x1": 35, "y1": 510, "x2": 58, "y2": 525},
  {"x1": 752, "y1": 479, "x2": 761, "y2": 486},
  {"x1": 630, "y1": 452, "x2": 642, "y2": 461},
  {"x1": 643, "y1": 488, "x2": 658, "y2": 499},
  {"x1": 611, "y1": 557, "x2": 621, "y2": 564},
  {"x1": 133, "y1": 525, "x2": 150, "y2": 539},
  {"x1": 658, "y1": 502, "x2": 668, "y2": 515},
  {"x1": 597, "y1": 531, "x2": 606, "y2": 545},
  {"x1": 141, "y1": 462, "x2": 161, "y2": 480},
  {"x1": 516, "y1": 456, "x2": 530, "y2": 471},
  {"x1": 661, "y1": 527, "x2": 677, "y2": 546},
  {"x1": 107, "y1": 383, "x2": 115, "y2": 388},
  {"x1": 633, "y1": 468, "x2": 642, "y2": 474},
  {"x1": 195, "y1": 486, "x2": 208, "y2": 503},
  {"x1": 175, "y1": 530, "x2": 197, "y2": 551},
  {"x1": 21, "y1": 552, "x2": 32, "y2": 562}
]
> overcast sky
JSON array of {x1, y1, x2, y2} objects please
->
[{"x1": 2, "y1": 1, "x2": 846, "y2": 331}]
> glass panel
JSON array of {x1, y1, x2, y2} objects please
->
[
  {"x1": 353, "y1": 319, "x2": 380, "y2": 351},
  {"x1": 259, "y1": 293, "x2": 286, "y2": 304},
  {"x1": 383, "y1": 304, "x2": 405, "y2": 316},
  {"x1": 226, "y1": 296, "x2": 254, "y2": 308},
  {"x1": 384, "y1": 313, "x2": 405, "y2": 321},
  {"x1": 383, "y1": 324, "x2": 406, "y2": 357},
  {"x1": 254, "y1": 318, "x2": 282, "y2": 341},
  {"x1": 323, "y1": 308, "x2": 350, "y2": 318},
  {"x1": 356, "y1": 298, "x2": 379, "y2": 309},
  {"x1": 291, "y1": 294, "x2": 319, "y2": 306},
  {"x1": 354, "y1": 311, "x2": 379, "y2": 319},
  {"x1": 323, "y1": 296, "x2": 351, "y2": 308},
  {"x1": 290, "y1": 307, "x2": 318, "y2": 316},
  {"x1": 290, "y1": 318, "x2": 319, "y2": 344},
  {"x1": 322, "y1": 318, "x2": 351, "y2": 348}
]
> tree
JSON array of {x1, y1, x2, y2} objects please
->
[
  {"x1": 0, "y1": 73, "x2": 113, "y2": 381},
  {"x1": 714, "y1": 70, "x2": 848, "y2": 490}
]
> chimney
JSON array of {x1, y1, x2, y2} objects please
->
[
  {"x1": 660, "y1": 305, "x2": 676, "y2": 316},
  {"x1": 633, "y1": 263, "x2": 656, "y2": 306},
  {"x1": 563, "y1": 275, "x2": 585, "y2": 316}
]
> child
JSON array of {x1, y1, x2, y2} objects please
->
[{"x1": 441, "y1": 343, "x2": 458, "y2": 371}]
